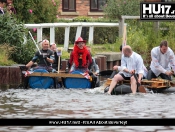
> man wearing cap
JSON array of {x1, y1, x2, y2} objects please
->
[
  {"x1": 50, "y1": 43, "x2": 62, "y2": 71},
  {"x1": 0, "y1": 0, "x2": 7, "y2": 14},
  {"x1": 69, "y1": 37, "x2": 92, "y2": 73},
  {"x1": 25, "y1": 39, "x2": 55, "y2": 72}
]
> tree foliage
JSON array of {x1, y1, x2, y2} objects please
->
[
  {"x1": 103, "y1": 0, "x2": 143, "y2": 20},
  {"x1": 13, "y1": 0, "x2": 60, "y2": 23},
  {"x1": 0, "y1": 14, "x2": 35, "y2": 64}
]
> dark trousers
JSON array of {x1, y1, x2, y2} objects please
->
[{"x1": 147, "y1": 69, "x2": 171, "y2": 81}]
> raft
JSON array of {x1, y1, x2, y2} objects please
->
[
  {"x1": 20, "y1": 66, "x2": 97, "y2": 89},
  {"x1": 104, "y1": 78, "x2": 175, "y2": 95}
]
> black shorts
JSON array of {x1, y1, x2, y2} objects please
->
[
  {"x1": 120, "y1": 73, "x2": 142, "y2": 80},
  {"x1": 120, "y1": 73, "x2": 130, "y2": 80}
]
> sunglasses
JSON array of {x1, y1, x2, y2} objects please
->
[{"x1": 77, "y1": 42, "x2": 85, "y2": 45}]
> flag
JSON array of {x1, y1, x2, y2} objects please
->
[
  {"x1": 24, "y1": 71, "x2": 33, "y2": 77},
  {"x1": 81, "y1": 72, "x2": 91, "y2": 80}
]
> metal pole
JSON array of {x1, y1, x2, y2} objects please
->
[{"x1": 28, "y1": 31, "x2": 41, "y2": 55}]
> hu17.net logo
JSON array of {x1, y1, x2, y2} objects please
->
[{"x1": 140, "y1": 2, "x2": 175, "y2": 20}]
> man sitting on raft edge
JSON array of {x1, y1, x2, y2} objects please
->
[{"x1": 107, "y1": 45, "x2": 144, "y2": 95}]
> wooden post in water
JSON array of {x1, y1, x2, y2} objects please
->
[
  {"x1": 0, "y1": 66, "x2": 22, "y2": 90},
  {"x1": 9, "y1": 66, "x2": 21, "y2": 88},
  {"x1": 0, "y1": 66, "x2": 10, "y2": 90}
]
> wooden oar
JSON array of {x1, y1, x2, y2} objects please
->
[
  {"x1": 133, "y1": 73, "x2": 147, "y2": 93},
  {"x1": 57, "y1": 47, "x2": 62, "y2": 73}
]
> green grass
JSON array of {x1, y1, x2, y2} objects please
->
[{"x1": 0, "y1": 44, "x2": 16, "y2": 66}]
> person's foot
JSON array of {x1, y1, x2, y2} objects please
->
[{"x1": 106, "y1": 91, "x2": 111, "y2": 95}]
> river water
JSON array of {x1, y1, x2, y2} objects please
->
[{"x1": 0, "y1": 85, "x2": 175, "y2": 132}]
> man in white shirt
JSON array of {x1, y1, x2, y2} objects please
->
[
  {"x1": 107, "y1": 45, "x2": 144, "y2": 94},
  {"x1": 147, "y1": 40, "x2": 175, "y2": 81},
  {"x1": 113, "y1": 45, "x2": 148, "y2": 79}
]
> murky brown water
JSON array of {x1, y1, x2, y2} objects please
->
[{"x1": 0, "y1": 87, "x2": 175, "y2": 132}]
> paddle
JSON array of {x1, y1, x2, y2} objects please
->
[
  {"x1": 29, "y1": 31, "x2": 50, "y2": 72},
  {"x1": 133, "y1": 72, "x2": 147, "y2": 93},
  {"x1": 57, "y1": 47, "x2": 62, "y2": 73}
]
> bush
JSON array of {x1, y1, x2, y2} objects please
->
[
  {"x1": 104, "y1": 0, "x2": 143, "y2": 20},
  {"x1": 13, "y1": 0, "x2": 60, "y2": 23},
  {"x1": 0, "y1": 14, "x2": 36, "y2": 64}
]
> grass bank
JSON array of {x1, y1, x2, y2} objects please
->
[{"x1": 0, "y1": 44, "x2": 16, "y2": 66}]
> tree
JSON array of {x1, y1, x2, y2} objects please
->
[
  {"x1": 103, "y1": 0, "x2": 143, "y2": 20},
  {"x1": 13, "y1": 0, "x2": 60, "y2": 23},
  {"x1": 0, "y1": 14, "x2": 35, "y2": 64}
]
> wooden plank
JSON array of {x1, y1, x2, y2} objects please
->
[
  {"x1": 103, "y1": 78, "x2": 171, "y2": 89},
  {"x1": 28, "y1": 72, "x2": 85, "y2": 78}
]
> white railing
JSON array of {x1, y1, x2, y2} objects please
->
[
  {"x1": 119, "y1": 16, "x2": 140, "y2": 37},
  {"x1": 24, "y1": 22, "x2": 126, "y2": 51}
]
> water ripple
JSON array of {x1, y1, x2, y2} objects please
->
[{"x1": 0, "y1": 88, "x2": 175, "y2": 131}]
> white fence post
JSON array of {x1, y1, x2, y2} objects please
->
[
  {"x1": 64, "y1": 26, "x2": 70, "y2": 51},
  {"x1": 37, "y1": 27, "x2": 43, "y2": 43},
  {"x1": 89, "y1": 26, "x2": 94, "y2": 44},
  {"x1": 75, "y1": 25, "x2": 82, "y2": 41},
  {"x1": 50, "y1": 26, "x2": 55, "y2": 44},
  {"x1": 119, "y1": 16, "x2": 140, "y2": 37}
]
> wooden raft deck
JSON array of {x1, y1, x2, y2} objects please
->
[
  {"x1": 104, "y1": 78, "x2": 175, "y2": 89},
  {"x1": 28, "y1": 72, "x2": 85, "y2": 78}
]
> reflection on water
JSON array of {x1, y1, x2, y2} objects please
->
[{"x1": 0, "y1": 88, "x2": 175, "y2": 131}]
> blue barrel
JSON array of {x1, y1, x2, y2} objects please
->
[
  {"x1": 64, "y1": 70, "x2": 91, "y2": 89},
  {"x1": 29, "y1": 69, "x2": 54, "y2": 89}
]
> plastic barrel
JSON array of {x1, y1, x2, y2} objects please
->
[
  {"x1": 64, "y1": 70, "x2": 91, "y2": 89},
  {"x1": 29, "y1": 69, "x2": 54, "y2": 89}
]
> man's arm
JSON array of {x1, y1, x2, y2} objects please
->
[
  {"x1": 92, "y1": 58, "x2": 100, "y2": 74},
  {"x1": 169, "y1": 50, "x2": 175, "y2": 74},
  {"x1": 45, "y1": 51, "x2": 54, "y2": 64},
  {"x1": 151, "y1": 49, "x2": 167, "y2": 74},
  {"x1": 87, "y1": 52, "x2": 93, "y2": 68},
  {"x1": 26, "y1": 61, "x2": 34, "y2": 68},
  {"x1": 68, "y1": 52, "x2": 73, "y2": 68},
  {"x1": 121, "y1": 56, "x2": 132, "y2": 74},
  {"x1": 137, "y1": 57, "x2": 144, "y2": 82},
  {"x1": 26, "y1": 51, "x2": 39, "y2": 68},
  {"x1": 45, "y1": 56, "x2": 54, "y2": 63}
]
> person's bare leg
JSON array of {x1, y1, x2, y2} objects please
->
[
  {"x1": 130, "y1": 76, "x2": 137, "y2": 94},
  {"x1": 107, "y1": 74, "x2": 124, "y2": 94}
]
